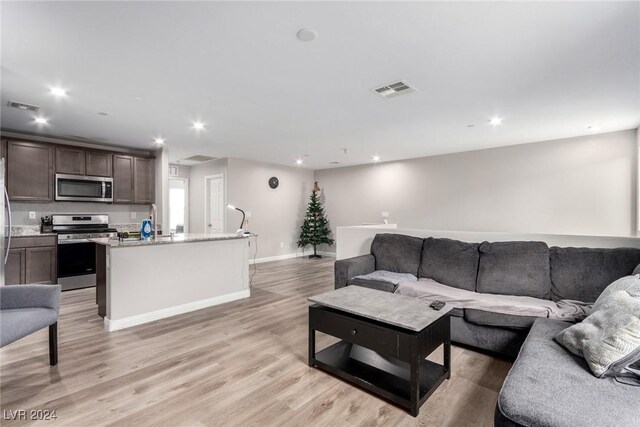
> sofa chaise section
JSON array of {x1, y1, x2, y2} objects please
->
[{"x1": 495, "y1": 318, "x2": 640, "y2": 427}]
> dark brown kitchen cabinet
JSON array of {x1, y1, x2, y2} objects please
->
[
  {"x1": 25, "y1": 247, "x2": 57, "y2": 284},
  {"x1": 5, "y1": 236, "x2": 57, "y2": 285},
  {"x1": 6, "y1": 140, "x2": 54, "y2": 202},
  {"x1": 5, "y1": 248, "x2": 26, "y2": 285},
  {"x1": 113, "y1": 154, "x2": 134, "y2": 203},
  {"x1": 55, "y1": 146, "x2": 86, "y2": 175},
  {"x1": 86, "y1": 151, "x2": 112, "y2": 177},
  {"x1": 134, "y1": 157, "x2": 155, "y2": 204}
]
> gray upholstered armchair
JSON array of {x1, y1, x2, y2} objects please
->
[{"x1": 0, "y1": 285, "x2": 61, "y2": 365}]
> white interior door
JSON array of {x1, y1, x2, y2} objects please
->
[{"x1": 206, "y1": 175, "x2": 224, "y2": 234}]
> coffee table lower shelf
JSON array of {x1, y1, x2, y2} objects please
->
[{"x1": 312, "y1": 341, "x2": 448, "y2": 412}]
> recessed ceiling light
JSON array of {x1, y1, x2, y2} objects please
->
[
  {"x1": 34, "y1": 117, "x2": 48, "y2": 125},
  {"x1": 296, "y1": 28, "x2": 318, "y2": 42},
  {"x1": 192, "y1": 121, "x2": 205, "y2": 130},
  {"x1": 588, "y1": 125, "x2": 601, "y2": 131},
  {"x1": 296, "y1": 159, "x2": 303, "y2": 166},
  {"x1": 50, "y1": 87, "x2": 67, "y2": 97},
  {"x1": 489, "y1": 117, "x2": 503, "y2": 126},
  {"x1": 154, "y1": 138, "x2": 165, "y2": 145},
  {"x1": 372, "y1": 155, "x2": 381, "y2": 162}
]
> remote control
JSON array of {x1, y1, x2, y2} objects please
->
[{"x1": 430, "y1": 300, "x2": 446, "y2": 310}]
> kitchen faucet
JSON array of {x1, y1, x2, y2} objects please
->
[{"x1": 150, "y1": 203, "x2": 158, "y2": 240}]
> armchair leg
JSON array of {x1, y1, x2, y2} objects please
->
[{"x1": 49, "y1": 322, "x2": 58, "y2": 366}]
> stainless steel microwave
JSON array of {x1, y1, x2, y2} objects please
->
[{"x1": 55, "y1": 174, "x2": 113, "y2": 203}]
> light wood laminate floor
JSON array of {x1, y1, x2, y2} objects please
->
[{"x1": 1, "y1": 257, "x2": 512, "y2": 426}]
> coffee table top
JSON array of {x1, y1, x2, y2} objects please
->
[{"x1": 308, "y1": 285, "x2": 452, "y2": 332}]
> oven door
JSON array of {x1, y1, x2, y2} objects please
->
[
  {"x1": 57, "y1": 239, "x2": 97, "y2": 290},
  {"x1": 55, "y1": 174, "x2": 113, "y2": 203}
]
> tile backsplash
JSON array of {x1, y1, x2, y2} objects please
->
[{"x1": 10, "y1": 202, "x2": 152, "y2": 225}]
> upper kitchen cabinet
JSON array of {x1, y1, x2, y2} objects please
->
[
  {"x1": 86, "y1": 151, "x2": 112, "y2": 177},
  {"x1": 134, "y1": 157, "x2": 155, "y2": 204},
  {"x1": 57, "y1": 146, "x2": 112, "y2": 177},
  {"x1": 6, "y1": 140, "x2": 54, "y2": 202},
  {"x1": 113, "y1": 154, "x2": 135, "y2": 203},
  {"x1": 55, "y1": 146, "x2": 86, "y2": 175},
  {"x1": 113, "y1": 155, "x2": 154, "y2": 204}
]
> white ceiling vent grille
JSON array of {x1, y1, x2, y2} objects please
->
[
  {"x1": 7, "y1": 100, "x2": 40, "y2": 112},
  {"x1": 183, "y1": 155, "x2": 217, "y2": 162},
  {"x1": 372, "y1": 81, "x2": 417, "y2": 99}
]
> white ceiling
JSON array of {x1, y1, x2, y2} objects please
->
[{"x1": 1, "y1": 1, "x2": 639, "y2": 169}]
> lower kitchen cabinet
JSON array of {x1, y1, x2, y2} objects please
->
[
  {"x1": 5, "y1": 236, "x2": 57, "y2": 285},
  {"x1": 5, "y1": 248, "x2": 26, "y2": 284}
]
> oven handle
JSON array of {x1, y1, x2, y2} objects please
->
[{"x1": 58, "y1": 238, "x2": 92, "y2": 244}]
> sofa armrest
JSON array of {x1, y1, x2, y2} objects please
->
[
  {"x1": 335, "y1": 255, "x2": 376, "y2": 289},
  {"x1": 0, "y1": 285, "x2": 62, "y2": 313}
]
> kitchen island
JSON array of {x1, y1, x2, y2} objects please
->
[{"x1": 91, "y1": 233, "x2": 250, "y2": 331}]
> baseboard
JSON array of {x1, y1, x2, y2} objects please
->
[
  {"x1": 104, "y1": 289, "x2": 251, "y2": 332},
  {"x1": 250, "y1": 251, "x2": 336, "y2": 264}
]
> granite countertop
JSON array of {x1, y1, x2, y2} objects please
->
[
  {"x1": 10, "y1": 226, "x2": 57, "y2": 237},
  {"x1": 89, "y1": 233, "x2": 247, "y2": 247}
]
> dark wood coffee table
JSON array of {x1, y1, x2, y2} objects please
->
[{"x1": 308, "y1": 285, "x2": 452, "y2": 417}]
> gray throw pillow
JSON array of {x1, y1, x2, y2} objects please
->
[{"x1": 555, "y1": 275, "x2": 640, "y2": 378}]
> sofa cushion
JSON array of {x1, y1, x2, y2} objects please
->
[
  {"x1": 418, "y1": 237, "x2": 480, "y2": 291},
  {"x1": 477, "y1": 241, "x2": 551, "y2": 299},
  {"x1": 464, "y1": 309, "x2": 537, "y2": 330},
  {"x1": 371, "y1": 233, "x2": 423, "y2": 275},
  {"x1": 555, "y1": 275, "x2": 640, "y2": 378},
  {"x1": 550, "y1": 247, "x2": 640, "y2": 303},
  {"x1": 497, "y1": 318, "x2": 639, "y2": 427}
]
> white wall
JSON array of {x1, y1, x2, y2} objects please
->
[
  {"x1": 187, "y1": 158, "x2": 314, "y2": 259},
  {"x1": 315, "y1": 130, "x2": 638, "y2": 244},
  {"x1": 226, "y1": 158, "x2": 315, "y2": 259}
]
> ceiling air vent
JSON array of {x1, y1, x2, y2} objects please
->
[
  {"x1": 372, "y1": 81, "x2": 417, "y2": 99},
  {"x1": 183, "y1": 155, "x2": 217, "y2": 162},
  {"x1": 7, "y1": 100, "x2": 40, "y2": 112}
]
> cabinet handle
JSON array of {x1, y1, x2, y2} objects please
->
[{"x1": 351, "y1": 329, "x2": 357, "y2": 335}]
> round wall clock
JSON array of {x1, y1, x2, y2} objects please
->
[{"x1": 268, "y1": 176, "x2": 279, "y2": 189}]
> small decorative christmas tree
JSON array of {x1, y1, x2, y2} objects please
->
[{"x1": 298, "y1": 182, "x2": 334, "y2": 258}]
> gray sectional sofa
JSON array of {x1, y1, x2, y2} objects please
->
[
  {"x1": 335, "y1": 233, "x2": 640, "y2": 357},
  {"x1": 334, "y1": 233, "x2": 640, "y2": 426}
]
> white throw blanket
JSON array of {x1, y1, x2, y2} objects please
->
[{"x1": 395, "y1": 278, "x2": 591, "y2": 321}]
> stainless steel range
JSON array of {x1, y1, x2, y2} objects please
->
[{"x1": 53, "y1": 214, "x2": 117, "y2": 291}]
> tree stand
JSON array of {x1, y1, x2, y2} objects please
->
[{"x1": 308, "y1": 245, "x2": 322, "y2": 259}]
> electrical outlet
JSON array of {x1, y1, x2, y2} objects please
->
[
  {"x1": 245, "y1": 211, "x2": 252, "y2": 218},
  {"x1": 29, "y1": 211, "x2": 36, "y2": 219},
  {"x1": 131, "y1": 212, "x2": 137, "y2": 219},
  {"x1": 381, "y1": 211, "x2": 389, "y2": 218},
  {"x1": 280, "y1": 242, "x2": 284, "y2": 248}
]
